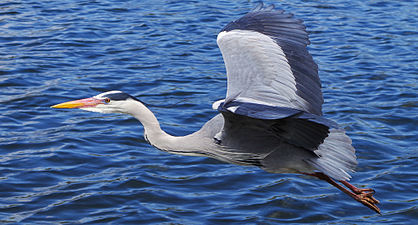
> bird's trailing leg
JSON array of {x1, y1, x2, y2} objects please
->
[{"x1": 303, "y1": 172, "x2": 381, "y2": 214}]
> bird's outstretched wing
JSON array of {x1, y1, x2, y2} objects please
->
[
  {"x1": 214, "y1": 3, "x2": 328, "y2": 151},
  {"x1": 213, "y1": 4, "x2": 356, "y2": 181},
  {"x1": 216, "y1": 3, "x2": 322, "y2": 116}
]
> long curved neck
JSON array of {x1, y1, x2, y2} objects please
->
[
  {"x1": 124, "y1": 100, "x2": 248, "y2": 163},
  {"x1": 126, "y1": 101, "x2": 171, "y2": 147},
  {"x1": 126, "y1": 100, "x2": 203, "y2": 155}
]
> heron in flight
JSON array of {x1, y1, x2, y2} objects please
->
[{"x1": 52, "y1": 3, "x2": 380, "y2": 214}]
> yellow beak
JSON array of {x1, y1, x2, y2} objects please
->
[{"x1": 51, "y1": 97, "x2": 103, "y2": 109}]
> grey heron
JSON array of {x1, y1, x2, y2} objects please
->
[{"x1": 52, "y1": 3, "x2": 380, "y2": 214}]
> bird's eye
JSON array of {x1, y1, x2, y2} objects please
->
[{"x1": 104, "y1": 98, "x2": 110, "y2": 103}]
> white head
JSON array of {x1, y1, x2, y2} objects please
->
[{"x1": 51, "y1": 90, "x2": 142, "y2": 114}]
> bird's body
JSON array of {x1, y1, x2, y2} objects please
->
[{"x1": 52, "y1": 3, "x2": 380, "y2": 214}]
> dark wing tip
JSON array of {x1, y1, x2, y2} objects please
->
[
  {"x1": 252, "y1": 2, "x2": 264, "y2": 11},
  {"x1": 220, "y1": 3, "x2": 309, "y2": 46},
  {"x1": 218, "y1": 100, "x2": 337, "y2": 150},
  {"x1": 252, "y1": 2, "x2": 276, "y2": 12}
]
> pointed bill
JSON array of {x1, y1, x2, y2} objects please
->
[{"x1": 51, "y1": 97, "x2": 103, "y2": 109}]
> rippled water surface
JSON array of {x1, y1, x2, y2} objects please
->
[{"x1": 1, "y1": 0, "x2": 417, "y2": 224}]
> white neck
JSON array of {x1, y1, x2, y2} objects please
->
[{"x1": 125, "y1": 100, "x2": 207, "y2": 156}]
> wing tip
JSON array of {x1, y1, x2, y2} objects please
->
[
  {"x1": 219, "y1": 3, "x2": 309, "y2": 45},
  {"x1": 252, "y1": 2, "x2": 277, "y2": 12},
  {"x1": 252, "y1": 2, "x2": 264, "y2": 11}
]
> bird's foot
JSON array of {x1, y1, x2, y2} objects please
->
[
  {"x1": 358, "y1": 189, "x2": 380, "y2": 204},
  {"x1": 350, "y1": 188, "x2": 381, "y2": 214},
  {"x1": 303, "y1": 172, "x2": 381, "y2": 214},
  {"x1": 340, "y1": 180, "x2": 380, "y2": 206}
]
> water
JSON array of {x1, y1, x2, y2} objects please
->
[{"x1": 1, "y1": 0, "x2": 417, "y2": 224}]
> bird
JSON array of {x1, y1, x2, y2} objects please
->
[{"x1": 52, "y1": 3, "x2": 380, "y2": 214}]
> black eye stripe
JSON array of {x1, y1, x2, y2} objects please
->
[
  {"x1": 102, "y1": 92, "x2": 141, "y2": 103},
  {"x1": 103, "y1": 93, "x2": 131, "y2": 101}
]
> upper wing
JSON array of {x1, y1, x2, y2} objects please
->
[
  {"x1": 213, "y1": 3, "x2": 332, "y2": 157},
  {"x1": 217, "y1": 3, "x2": 322, "y2": 116},
  {"x1": 212, "y1": 5, "x2": 356, "y2": 179}
]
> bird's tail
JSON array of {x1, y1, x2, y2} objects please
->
[{"x1": 305, "y1": 129, "x2": 357, "y2": 181}]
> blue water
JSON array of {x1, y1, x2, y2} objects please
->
[{"x1": 1, "y1": 0, "x2": 417, "y2": 224}]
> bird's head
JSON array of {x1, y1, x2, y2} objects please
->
[{"x1": 51, "y1": 90, "x2": 141, "y2": 114}]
